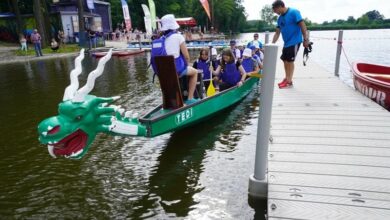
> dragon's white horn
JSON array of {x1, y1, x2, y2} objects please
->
[
  {"x1": 72, "y1": 49, "x2": 113, "y2": 102},
  {"x1": 63, "y1": 49, "x2": 85, "y2": 101}
]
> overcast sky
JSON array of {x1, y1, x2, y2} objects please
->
[{"x1": 242, "y1": 0, "x2": 390, "y2": 23}]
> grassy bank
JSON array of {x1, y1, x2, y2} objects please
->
[{"x1": 15, "y1": 44, "x2": 81, "y2": 56}]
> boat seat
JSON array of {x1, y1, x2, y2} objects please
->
[
  {"x1": 154, "y1": 55, "x2": 184, "y2": 109},
  {"x1": 179, "y1": 70, "x2": 205, "y2": 100},
  {"x1": 364, "y1": 72, "x2": 390, "y2": 79}
]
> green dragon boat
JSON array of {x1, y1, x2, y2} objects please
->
[{"x1": 37, "y1": 49, "x2": 259, "y2": 159}]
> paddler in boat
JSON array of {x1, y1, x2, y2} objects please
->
[
  {"x1": 229, "y1": 40, "x2": 242, "y2": 60},
  {"x1": 241, "y1": 48, "x2": 260, "y2": 73},
  {"x1": 192, "y1": 48, "x2": 215, "y2": 91},
  {"x1": 153, "y1": 14, "x2": 199, "y2": 104},
  {"x1": 211, "y1": 47, "x2": 219, "y2": 70},
  {"x1": 212, "y1": 48, "x2": 247, "y2": 91},
  {"x1": 249, "y1": 45, "x2": 263, "y2": 69}
]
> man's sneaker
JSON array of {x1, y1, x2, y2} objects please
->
[
  {"x1": 278, "y1": 78, "x2": 287, "y2": 86},
  {"x1": 279, "y1": 80, "x2": 293, "y2": 89}
]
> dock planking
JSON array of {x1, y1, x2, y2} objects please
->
[{"x1": 267, "y1": 56, "x2": 390, "y2": 219}]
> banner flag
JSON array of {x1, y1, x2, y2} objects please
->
[
  {"x1": 148, "y1": 0, "x2": 157, "y2": 31},
  {"x1": 141, "y1": 4, "x2": 150, "y2": 17},
  {"x1": 86, "y1": 0, "x2": 94, "y2": 10},
  {"x1": 141, "y1": 4, "x2": 152, "y2": 35},
  {"x1": 199, "y1": 0, "x2": 211, "y2": 20},
  {"x1": 121, "y1": 0, "x2": 132, "y2": 31}
]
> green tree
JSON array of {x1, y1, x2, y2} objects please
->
[
  {"x1": 10, "y1": 0, "x2": 24, "y2": 35},
  {"x1": 76, "y1": 0, "x2": 86, "y2": 45},
  {"x1": 33, "y1": 0, "x2": 51, "y2": 47},
  {"x1": 346, "y1": 16, "x2": 356, "y2": 24},
  {"x1": 358, "y1": 14, "x2": 370, "y2": 25},
  {"x1": 304, "y1": 17, "x2": 312, "y2": 27},
  {"x1": 365, "y1": 10, "x2": 384, "y2": 21},
  {"x1": 260, "y1": 5, "x2": 277, "y2": 26}
]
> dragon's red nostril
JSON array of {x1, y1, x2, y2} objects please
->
[{"x1": 48, "y1": 125, "x2": 60, "y2": 135}]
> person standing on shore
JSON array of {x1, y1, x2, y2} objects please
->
[
  {"x1": 57, "y1": 30, "x2": 65, "y2": 47},
  {"x1": 271, "y1": 0, "x2": 308, "y2": 89},
  {"x1": 19, "y1": 34, "x2": 27, "y2": 53},
  {"x1": 30, "y1": 29, "x2": 43, "y2": 57}
]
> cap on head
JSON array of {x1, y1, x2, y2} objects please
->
[
  {"x1": 160, "y1": 14, "x2": 180, "y2": 31},
  {"x1": 243, "y1": 48, "x2": 252, "y2": 57},
  {"x1": 254, "y1": 33, "x2": 259, "y2": 37},
  {"x1": 230, "y1": 40, "x2": 236, "y2": 45}
]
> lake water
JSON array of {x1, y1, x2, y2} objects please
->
[
  {"x1": 239, "y1": 29, "x2": 390, "y2": 87},
  {"x1": 0, "y1": 29, "x2": 389, "y2": 219},
  {"x1": 0, "y1": 50, "x2": 263, "y2": 219}
]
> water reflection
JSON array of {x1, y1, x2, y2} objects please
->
[
  {"x1": 128, "y1": 93, "x2": 259, "y2": 219},
  {"x1": 0, "y1": 52, "x2": 262, "y2": 219}
]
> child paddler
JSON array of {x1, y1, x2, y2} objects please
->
[
  {"x1": 241, "y1": 48, "x2": 260, "y2": 73},
  {"x1": 212, "y1": 48, "x2": 247, "y2": 91},
  {"x1": 192, "y1": 48, "x2": 217, "y2": 91}
]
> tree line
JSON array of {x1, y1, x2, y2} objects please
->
[
  {"x1": 2, "y1": 0, "x2": 387, "y2": 45},
  {"x1": 0, "y1": 0, "x2": 248, "y2": 45},
  {"x1": 246, "y1": 5, "x2": 390, "y2": 32},
  {"x1": 109, "y1": 0, "x2": 247, "y2": 33}
]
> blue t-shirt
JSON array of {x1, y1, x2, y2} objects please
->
[{"x1": 277, "y1": 8, "x2": 303, "y2": 47}]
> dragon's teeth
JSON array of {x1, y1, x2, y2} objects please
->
[
  {"x1": 118, "y1": 108, "x2": 125, "y2": 114},
  {"x1": 73, "y1": 149, "x2": 83, "y2": 157},
  {"x1": 112, "y1": 96, "x2": 121, "y2": 100},
  {"x1": 48, "y1": 141, "x2": 52, "y2": 144},
  {"x1": 42, "y1": 131, "x2": 48, "y2": 136},
  {"x1": 47, "y1": 125, "x2": 53, "y2": 131},
  {"x1": 125, "y1": 111, "x2": 133, "y2": 118},
  {"x1": 47, "y1": 145, "x2": 56, "y2": 158}
]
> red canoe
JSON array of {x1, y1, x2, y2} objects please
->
[
  {"x1": 93, "y1": 49, "x2": 145, "y2": 58},
  {"x1": 352, "y1": 62, "x2": 390, "y2": 110}
]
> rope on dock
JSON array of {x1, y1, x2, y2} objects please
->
[
  {"x1": 341, "y1": 44, "x2": 352, "y2": 68},
  {"x1": 311, "y1": 36, "x2": 390, "y2": 41}
]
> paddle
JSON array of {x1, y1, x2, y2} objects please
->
[
  {"x1": 246, "y1": 70, "x2": 263, "y2": 78},
  {"x1": 206, "y1": 46, "x2": 216, "y2": 97}
]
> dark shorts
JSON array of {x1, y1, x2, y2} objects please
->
[{"x1": 281, "y1": 44, "x2": 301, "y2": 62}]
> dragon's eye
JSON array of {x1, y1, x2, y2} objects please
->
[{"x1": 75, "y1": 115, "x2": 83, "y2": 121}]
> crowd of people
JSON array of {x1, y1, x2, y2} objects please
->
[{"x1": 18, "y1": 29, "x2": 66, "y2": 57}]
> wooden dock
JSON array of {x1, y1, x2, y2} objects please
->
[{"x1": 267, "y1": 57, "x2": 390, "y2": 219}]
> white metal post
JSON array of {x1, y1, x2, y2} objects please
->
[
  {"x1": 248, "y1": 43, "x2": 279, "y2": 199},
  {"x1": 334, "y1": 30, "x2": 343, "y2": 77}
]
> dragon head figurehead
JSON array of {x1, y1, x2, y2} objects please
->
[{"x1": 38, "y1": 49, "x2": 146, "y2": 159}]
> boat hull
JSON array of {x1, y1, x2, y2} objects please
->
[
  {"x1": 352, "y1": 62, "x2": 390, "y2": 110},
  {"x1": 93, "y1": 49, "x2": 145, "y2": 57},
  {"x1": 139, "y1": 77, "x2": 259, "y2": 137}
]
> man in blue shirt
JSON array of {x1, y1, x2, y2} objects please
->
[
  {"x1": 247, "y1": 33, "x2": 263, "y2": 52},
  {"x1": 271, "y1": 0, "x2": 309, "y2": 89}
]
